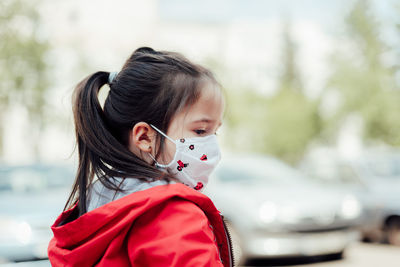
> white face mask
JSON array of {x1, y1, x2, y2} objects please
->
[{"x1": 149, "y1": 124, "x2": 221, "y2": 191}]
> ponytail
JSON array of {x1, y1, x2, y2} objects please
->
[{"x1": 65, "y1": 72, "x2": 169, "y2": 216}]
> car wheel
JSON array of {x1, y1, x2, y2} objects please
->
[
  {"x1": 225, "y1": 221, "x2": 245, "y2": 266},
  {"x1": 387, "y1": 218, "x2": 400, "y2": 246}
]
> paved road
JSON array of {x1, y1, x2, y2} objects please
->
[
  {"x1": 1, "y1": 242, "x2": 399, "y2": 267},
  {"x1": 296, "y1": 242, "x2": 400, "y2": 267},
  {"x1": 245, "y1": 242, "x2": 400, "y2": 267}
]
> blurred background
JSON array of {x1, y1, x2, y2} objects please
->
[{"x1": 1, "y1": 0, "x2": 400, "y2": 266}]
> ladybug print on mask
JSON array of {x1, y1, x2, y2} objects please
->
[
  {"x1": 194, "y1": 182, "x2": 204, "y2": 190},
  {"x1": 176, "y1": 160, "x2": 189, "y2": 171},
  {"x1": 149, "y1": 124, "x2": 222, "y2": 192}
]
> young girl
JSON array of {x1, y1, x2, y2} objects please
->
[{"x1": 47, "y1": 47, "x2": 233, "y2": 266}]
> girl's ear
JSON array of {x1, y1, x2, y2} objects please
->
[{"x1": 129, "y1": 122, "x2": 156, "y2": 153}]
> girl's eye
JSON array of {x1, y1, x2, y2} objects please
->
[{"x1": 194, "y1": 129, "x2": 206, "y2": 135}]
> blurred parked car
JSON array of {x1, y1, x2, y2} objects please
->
[
  {"x1": 0, "y1": 260, "x2": 50, "y2": 267},
  {"x1": 0, "y1": 164, "x2": 74, "y2": 263},
  {"x1": 205, "y1": 154, "x2": 361, "y2": 265},
  {"x1": 300, "y1": 149, "x2": 400, "y2": 246}
]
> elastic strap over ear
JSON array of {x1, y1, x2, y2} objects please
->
[{"x1": 149, "y1": 124, "x2": 175, "y2": 143}]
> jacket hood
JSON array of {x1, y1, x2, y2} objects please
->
[{"x1": 48, "y1": 183, "x2": 231, "y2": 266}]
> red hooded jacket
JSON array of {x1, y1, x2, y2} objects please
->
[{"x1": 48, "y1": 183, "x2": 233, "y2": 266}]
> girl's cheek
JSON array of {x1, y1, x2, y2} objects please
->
[{"x1": 159, "y1": 139, "x2": 176, "y2": 164}]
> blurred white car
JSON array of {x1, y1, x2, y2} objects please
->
[
  {"x1": 301, "y1": 149, "x2": 400, "y2": 246},
  {"x1": 205, "y1": 155, "x2": 361, "y2": 265},
  {"x1": 0, "y1": 164, "x2": 73, "y2": 263}
]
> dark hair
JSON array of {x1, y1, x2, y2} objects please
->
[{"x1": 65, "y1": 47, "x2": 220, "y2": 216}]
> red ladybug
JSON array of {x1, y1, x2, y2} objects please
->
[
  {"x1": 189, "y1": 144, "x2": 195, "y2": 150},
  {"x1": 194, "y1": 182, "x2": 203, "y2": 190},
  {"x1": 176, "y1": 160, "x2": 188, "y2": 171},
  {"x1": 200, "y1": 154, "x2": 208, "y2": 161}
]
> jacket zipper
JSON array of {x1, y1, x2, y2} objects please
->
[{"x1": 220, "y1": 214, "x2": 235, "y2": 267}]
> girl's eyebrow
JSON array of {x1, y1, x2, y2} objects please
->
[
  {"x1": 192, "y1": 118, "x2": 213, "y2": 123},
  {"x1": 191, "y1": 118, "x2": 222, "y2": 127}
]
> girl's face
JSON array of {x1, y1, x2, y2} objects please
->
[{"x1": 158, "y1": 82, "x2": 225, "y2": 165}]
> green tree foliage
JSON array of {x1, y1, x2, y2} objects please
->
[
  {"x1": 262, "y1": 90, "x2": 321, "y2": 164},
  {"x1": 224, "y1": 87, "x2": 268, "y2": 153},
  {"x1": 0, "y1": 0, "x2": 50, "y2": 156},
  {"x1": 326, "y1": 0, "x2": 400, "y2": 146},
  {"x1": 277, "y1": 22, "x2": 303, "y2": 93},
  {"x1": 225, "y1": 22, "x2": 321, "y2": 164},
  {"x1": 261, "y1": 22, "x2": 321, "y2": 164}
]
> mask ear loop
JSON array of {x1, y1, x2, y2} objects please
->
[
  {"x1": 148, "y1": 124, "x2": 176, "y2": 168},
  {"x1": 149, "y1": 124, "x2": 175, "y2": 143},
  {"x1": 148, "y1": 152, "x2": 159, "y2": 166}
]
